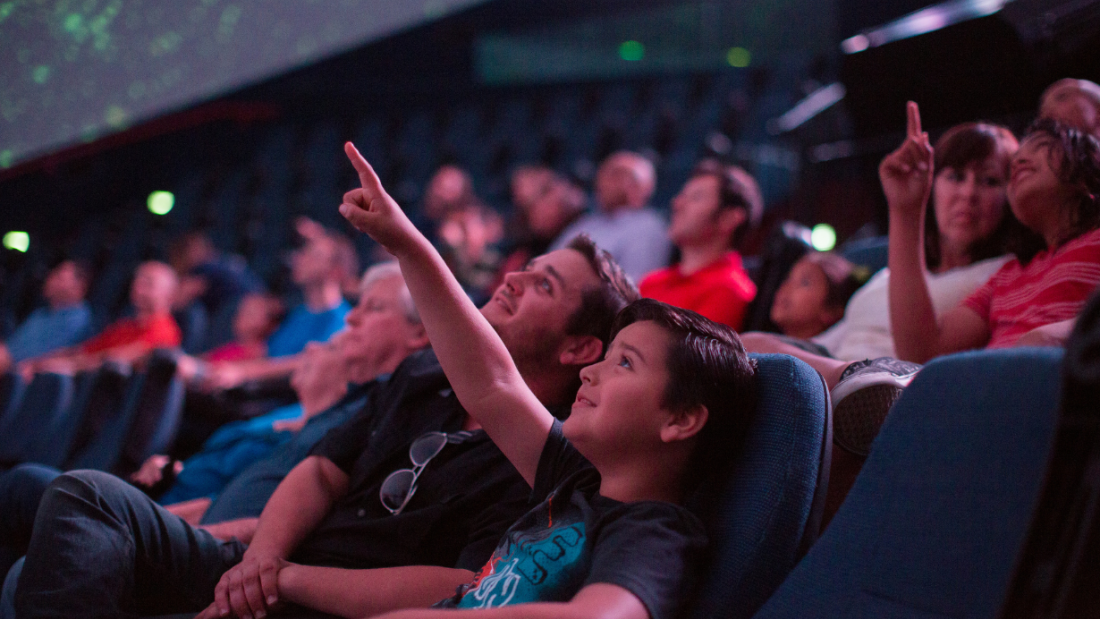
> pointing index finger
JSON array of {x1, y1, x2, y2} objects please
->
[
  {"x1": 344, "y1": 142, "x2": 384, "y2": 195},
  {"x1": 906, "y1": 101, "x2": 922, "y2": 140}
]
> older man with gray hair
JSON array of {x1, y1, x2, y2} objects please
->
[{"x1": 551, "y1": 150, "x2": 671, "y2": 281}]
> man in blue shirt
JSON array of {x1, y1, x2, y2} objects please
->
[
  {"x1": 202, "y1": 222, "x2": 357, "y2": 390},
  {"x1": 0, "y1": 260, "x2": 93, "y2": 374}
]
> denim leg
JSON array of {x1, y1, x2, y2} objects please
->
[
  {"x1": 14, "y1": 470, "x2": 246, "y2": 619},
  {"x1": 0, "y1": 464, "x2": 62, "y2": 580}
]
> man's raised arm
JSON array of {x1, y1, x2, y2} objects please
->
[{"x1": 338, "y1": 142, "x2": 552, "y2": 487}]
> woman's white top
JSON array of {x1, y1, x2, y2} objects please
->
[{"x1": 811, "y1": 255, "x2": 1011, "y2": 361}]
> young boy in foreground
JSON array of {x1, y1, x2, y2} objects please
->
[{"x1": 339, "y1": 142, "x2": 759, "y2": 619}]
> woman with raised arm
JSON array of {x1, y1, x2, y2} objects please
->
[{"x1": 885, "y1": 103, "x2": 1100, "y2": 363}]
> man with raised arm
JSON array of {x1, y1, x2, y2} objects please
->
[
  {"x1": 336, "y1": 143, "x2": 757, "y2": 619},
  {"x1": 14, "y1": 204, "x2": 637, "y2": 616}
]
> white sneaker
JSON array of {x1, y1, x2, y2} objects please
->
[{"x1": 831, "y1": 357, "x2": 922, "y2": 456}]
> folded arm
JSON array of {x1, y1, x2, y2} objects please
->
[
  {"x1": 365, "y1": 583, "x2": 649, "y2": 619},
  {"x1": 277, "y1": 564, "x2": 473, "y2": 618}
]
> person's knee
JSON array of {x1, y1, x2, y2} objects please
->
[{"x1": 39, "y1": 470, "x2": 130, "y2": 514}]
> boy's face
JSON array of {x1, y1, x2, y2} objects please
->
[
  {"x1": 565, "y1": 320, "x2": 673, "y2": 456},
  {"x1": 480, "y1": 249, "x2": 599, "y2": 367}
]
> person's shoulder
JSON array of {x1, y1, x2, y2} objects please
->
[
  {"x1": 607, "y1": 498, "x2": 706, "y2": 532},
  {"x1": 1063, "y1": 226, "x2": 1100, "y2": 255},
  {"x1": 639, "y1": 266, "x2": 677, "y2": 291}
]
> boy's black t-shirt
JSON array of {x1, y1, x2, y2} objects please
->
[{"x1": 436, "y1": 420, "x2": 708, "y2": 619}]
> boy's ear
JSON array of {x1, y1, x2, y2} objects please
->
[
  {"x1": 661, "y1": 404, "x2": 709, "y2": 444},
  {"x1": 559, "y1": 335, "x2": 603, "y2": 367}
]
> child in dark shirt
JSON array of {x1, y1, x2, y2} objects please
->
[{"x1": 338, "y1": 142, "x2": 759, "y2": 619}]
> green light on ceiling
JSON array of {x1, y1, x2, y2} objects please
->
[
  {"x1": 147, "y1": 191, "x2": 175, "y2": 216},
  {"x1": 619, "y1": 40, "x2": 644, "y2": 61},
  {"x1": 32, "y1": 65, "x2": 50, "y2": 84},
  {"x1": 726, "y1": 47, "x2": 751, "y2": 68},
  {"x1": 811, "y1": 223, "x2": 837, "y2": 252},
  {"x1": 3, "y1": 231, "x2": 29, "y2": 253},
  {"x1": 0, "y1": 150, "x2": 12, "y2": 168}
]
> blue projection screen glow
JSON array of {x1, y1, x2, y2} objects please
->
[{"x1": 0, "y1": 0, "x2": 484, "y2": 169}]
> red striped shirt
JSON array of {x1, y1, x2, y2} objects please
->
[{"x1": 964, "y1": 227, "x2": 1100, "y2": 348}]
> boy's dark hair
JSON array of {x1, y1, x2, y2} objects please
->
[
  {"x1": 802, "y1": 252, "x2": 869, "y2": 311},
  {"x1": 924, "y1": 122, "x2": 1045, "y2": 268},
  {"x1": 609, "y1": 298, "x2": 759, "y2": 490},
  {"x1": 564, "y1": 235, "x2": 640, "y2": 352},
  {"x1": 690, "y1": 159, "x2": 764, "y2": 250},
  {"x1": 1024, "y1": 118, "x2": 1100, "y2": 247}
]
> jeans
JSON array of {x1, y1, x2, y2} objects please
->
[
  {"x1": 14, "y1": 470, "x2": 246, "y2": 619},
  {"x1": 0, "y1": 464, "x2": 61, "y2": 582}
]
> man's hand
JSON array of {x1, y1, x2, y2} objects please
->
[
  {"x1": 879, "y1": 101, "x2": 934, "y2": 220},
  {"x1": 209, "y1": 552, "x2": 288, "y2": 619},
  {"x1": 339, "y1": 142, "x2": 424, "y2": 256},
  {"x1": 130, "y1": 454, "x2": 180, "y2": 487},
  {"x1": 203, "y1": 362, "x2": 247, "y2": 391}
]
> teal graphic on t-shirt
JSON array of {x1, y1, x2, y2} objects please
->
[{"x1": 458, "y1": 521, "x2": 588, "y2": 608}]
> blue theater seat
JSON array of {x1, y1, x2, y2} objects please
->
[
  {"x1": 0, "y1": 373, "x2": 75, "y2": 466},
  {"x1": 686, "y1": 352, "x2": 832, "y2": 619},
  {"x1": 0, "y1": 372, "x2": 26, "y2": 430},
  {"x1": 65, "y1": 351, "x2": 184, "y2": 476},
  {"x1": 753, "y1": 347, "x2": 1062, "y2": 619}
]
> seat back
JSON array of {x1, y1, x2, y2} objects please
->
[
  {"x1": 0, "y1": 372, "x2": 27, "y2": 429},
  {"x1": 37, "y1": 363, "x2": 132, "y2": 468},
  {"x1": 63, "y1": 366, "x2": 146, "y2": 472},
  {"x1": 840, "y1": 235, "x2": 889, "y2": 275},
  {"x1": 0, "y1": 373, "x2": 75, "y2": 464},
  {"x1": 64, "y1": 351, "x2": 183, "y2": 475},
  {"x1": 685, "y1": 353, "x2": 831, "y2": 619},
  {"x1": 999, "y1": 290, "x2": 1100, "y2": 618},
  {"x1": 114, "y1": 351, "x2": 184, "y2": 475},
  {"x1": 754, "y1": 348, "x2": 1062, "y2": 619}
]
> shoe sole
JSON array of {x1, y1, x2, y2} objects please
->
[{"x1": 832, "y1": 380, "x2": 912, "y2": 456}]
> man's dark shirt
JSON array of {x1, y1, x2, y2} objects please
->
[{"x1": 291, "y1": 349, "x2": 531, "y2": 572}]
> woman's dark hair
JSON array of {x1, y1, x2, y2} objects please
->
[
  {"x1": 690, "y1": 159, "x2": 763, "y2": 250},
  {"x1": 1023, "y1": 118, "x2": 1100, "y2": 247},
  {"x1": 609, "y1": 298, "x2": 758, "y2": 492},
  {"x1": 923, "y1": 122, "x2": 1042, "y2": 268},
  {"x1": 801, "y1": 252, "x2": 869, "y2": 311}
]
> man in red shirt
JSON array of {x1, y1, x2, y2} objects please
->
[
  {"x1": 22, "y1": 261, "x2": 181, "y2": 374},
  {"x1": 639, "y1": 160, "x2": 761, "y2": 330}
]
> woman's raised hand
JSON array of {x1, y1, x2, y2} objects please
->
[
  {"x1": 879, "y1": 102, "x2": 934, "y2": 219},
  {"x1": 339, "y1": 142, "x2": 423, "y2": 255}
]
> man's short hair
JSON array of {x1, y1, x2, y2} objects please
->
[
  {"x1": 691, "y1": 159, "x2": 764, "y2": 249},
  {"x1": 563, "y1": 235, "x2": 640, "y2": 352},
  {"x1": 610, "y1": 298, "x2": 758, "y2": 490},
  {"x1": 360, "y1": 261, "x2": 420, "y2": 325}
]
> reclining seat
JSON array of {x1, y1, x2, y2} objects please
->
[
  {"x1": 753, "y1": 347, "x2": 1063, "y2": 619},
  {"x1": 0, "y1": 373, "x2": 75, "y2": 468},
  {"x1": 685, "y1": 352, "x2": 832, "y2": 619}
]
